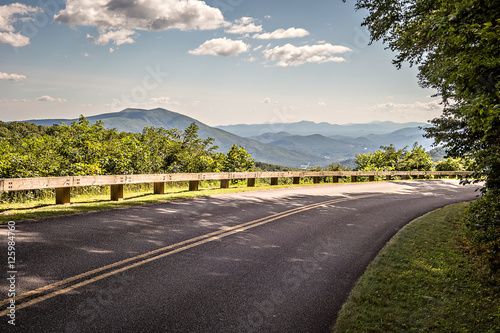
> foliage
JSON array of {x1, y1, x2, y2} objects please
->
[
  {"x1": 462, "y1": 192, "x2": 500, "y2": 269},
  {"x1": 222, "y1": 145, "x2": 255, "y2": 172},
  {"x1": 0, "y1": 117, "x2": 255, "y2": 201},
  {"x1": 324, "y1": 162, "x2": 352, "y2": 171},
  {"x1": 354, "y1": 143, "x2": 433, "y2": 171},
  {"x1": 352, "y1": 0, "x2": 500, "y2": 193},
  {"x1": 352, "y1": 0, "x2": 499, "y2": 259},
  {"x1": 253, "y1": 162, "x2": 302, "y2": 172},
  {"x1": 435, "y1": 157, "x2": 473, "y2": 171}
]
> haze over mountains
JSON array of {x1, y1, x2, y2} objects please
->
[{"x1": 20, "y1": 108, "x2": 433, "y2": 168}]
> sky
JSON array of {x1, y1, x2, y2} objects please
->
[{"x1": 0, "y1": 0, "x2": 443, "y2": 126}]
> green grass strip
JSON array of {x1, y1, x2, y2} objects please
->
[
  {"x1": 0, "y1": 181, "x2": 333, "y2": 223},
  {"x1": 333, "y1": 202, "x2": 500, "y2": 333}
]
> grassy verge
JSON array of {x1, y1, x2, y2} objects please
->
[
  {"x1": 333, "y1": 202, "x2": 500, "y2": 333},
  {"x1": 0, "y1": 180, "x2": 332, "y2": 223}
]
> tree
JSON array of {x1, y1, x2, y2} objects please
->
[
  {"x1": 355, "y1": 143, "x2": 432, "y2": 171},
  {"x1": 399, "y1": 143, "x2": 433, "y2": 171},
  {"x1": 351, "y1": 0, "x2": 500, "y2": 268},
  {"x1": 223, "y1": 145, "x2": 255, "y2": 172},
  {"x1": 352, "y1": 0, "x2": 500, "y2": 194}
]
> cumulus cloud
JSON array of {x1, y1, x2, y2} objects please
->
[
  {"x1": 188, "y1": 37, "x2": 250, "y2": 57},
  {"x1": 88, "y1": 29, "x2": 136, "y2": 46},
  {"x1": 262, "y1": 43, "x2": 352, "y2": 67},
  {"x1": 225, "y1": 17, "x2": 262, "y2": 34},
  {"x1": 253, "y1": 28, "x2": 310, "y2": 40},
  {"x1": 36, "y1": 96, "x2": 67, "y2": 103},
  {"x1": 0, "y1": 3, "x2": 40, "y2": 47},
  {"x1": 0, "y1": 72, "x2": 26, "y2": 81},
  {"x1": 54, "y1": 0, "x2": 225, "y2": 32}
]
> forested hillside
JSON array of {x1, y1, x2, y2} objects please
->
[{"x1": 0, "y1": 116, "x2": 254, "y2": 179}]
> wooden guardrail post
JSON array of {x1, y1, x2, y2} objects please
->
[
  {"x1": 351, "y1": 176, "x2": 357, "y2": 183},
  {"x1": 293, "y1": 177, "x2": 300, "y2": 185},
  {"x1": 189, "y1": 180, "x2": 199, "y2": 191},
  {"x1": 369, "y1": 176, "x2": 375, "y2": 182},
  {"x1": 386, "y1": 175, "x2": 392, "y2": 181},
  {"x1": 220, "y1": 179, "x2": 230, "y2": 189},
  {"x1": 402, "y1": 175, "x2": 410, "y2": 180},
  {"x1": 110, "y1": 184, "x2": 124, "y2": 201},
  {"x1": 418, "y1": 175, "x2": 425, "y2": 179},
  {"x1": 271, "y1": 178, "x2": 278, "y2": 186},
  {"x1": 247, "y1": 178, "x2": 255, "y2": 187},
  {"x1": 154, "y1": 182, "x2": 165, "y2": 195},
  {"x1": 313, "y1": 176, "x2": 320, "y2": 184},
  {"x1": 55, "y1": 188, "x2": 71, "y2": 205},
  {"x1": 332, "y1": 176, "x2": 339, "y2": 183}
]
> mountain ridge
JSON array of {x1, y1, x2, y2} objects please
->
[{"x1": 16, "y1": 108, "x2": 434, "y2": 168}]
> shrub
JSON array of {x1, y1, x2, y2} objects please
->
[{"x1": 462, "y1": 191, "x2": 500, "y2": 269}]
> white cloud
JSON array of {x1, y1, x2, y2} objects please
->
[
  {"x1": 262, "y1": 43, "x2": 352, "y2": 67},
  {"x1": 0, "y1": 3, "x2": 40, "y2": 47},
  {"x1": 318, "y1": 101, "x2": 327, "y2": 107},
  {"x1": 253, "y1": 45, "x2": 263, "y2": 51},
  {"x1": 188, "y1": 37, "x2": 250, "y2": 57},
  {"x1": 36, "y1": 96, "x2": 67, "y2": 103},
  {"x1": 149, "y1": 96, "x2": 171, "y2": 104},
  {"x1": 225, "y1": 17, "x2": 262, "y2": 34},
  {"x1": 253, "y1": 28, "x2": 310, "y2": 40},
  {"x1": 0, "y1": 72, "x2": 26, "y2": 81},
  {"x1": 368, "y1": 101, "x2": 442, "y2": 114},
  {"x1": 54, "y1": 0, "x2": 225, "y2": 32},
  {"x1": 0, "y1": 32, "x2": 30, "y2": 47},
  {"x1": 89, "y1": 29, "x2": 137, "y2": 46},
  {"x1": 264, "y1": 15, "x2": 272, "y2": 20}
]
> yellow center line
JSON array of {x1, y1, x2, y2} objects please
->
[{"x1": 0, "y1": 190, "x2": 422, "y2": 316}]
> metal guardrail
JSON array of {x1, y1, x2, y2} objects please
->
[{"x1": 0, "y1": 171, "x2": 473, "y2": 205}]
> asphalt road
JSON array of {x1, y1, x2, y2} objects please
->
[{"x1": 1, "y1": 180, "x2": 480, "y2": 332}]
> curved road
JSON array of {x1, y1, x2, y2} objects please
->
[{"x1": 1, "y1": 180, "x2": 480, "y2": 332}]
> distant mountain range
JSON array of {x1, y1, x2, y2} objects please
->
[
  {"x1": 19, "y1": 108, "x2": 434, "y2": 168},
  {"x1": 216, "y1": 120, "x2": 430, "y2": 138}
]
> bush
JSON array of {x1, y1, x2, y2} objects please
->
[{"x1": 462, "y1": 191, "x2": 500, "y2": 269}]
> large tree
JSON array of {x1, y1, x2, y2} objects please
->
[{"x1": 352, "y1": 0, "x2": 500, "y2": 193}]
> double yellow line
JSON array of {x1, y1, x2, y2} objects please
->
[{"x1": 0, "y1": 193, "x2": 383, "y2": 316}]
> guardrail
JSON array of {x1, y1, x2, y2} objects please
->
[{"x1": 0, "y1": 171, "x2": 473, "y2": 205}]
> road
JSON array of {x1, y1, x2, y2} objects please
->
[{"x1": 1, "y1": 180, "x2": 480, "y2": 332}]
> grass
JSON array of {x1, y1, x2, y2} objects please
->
[
  {"x1": 0, "y1": 179, "x2": 339, "y2": 223},
  {"x1": 332, "y1": 202, "x2": 500, "y2": 332},
  {"x1": 0, "y1": 176, "x2": 452, "y2": 224}
]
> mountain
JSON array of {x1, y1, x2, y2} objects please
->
[
  {"x1": 364, "y1": 127, "x2": 434, "y2": 151},
  {"x1": 247, "y1": 126, "x2": 434, "y2": 163},
  {"x1": 19, "y1": 108, "x2": 435, "y2": 168},
  {"x1": 248, "y1": 132, "x2": 370, "y2": 162},
  {"x1": 216, "y1": 120, "x2": 429, "y2": 138},
  {"x1": 20, "y1": 108, "x2": 329, "y2": 168}
]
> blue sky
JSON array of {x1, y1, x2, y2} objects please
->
[{"x1": 0, "y1": 0, "x2": 442, "y2": 126}]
